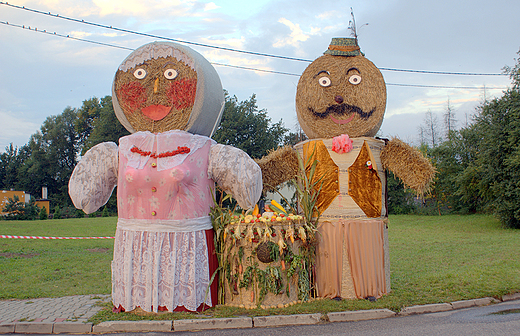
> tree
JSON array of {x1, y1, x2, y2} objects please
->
[
  {"x1": 419, "y1": 110, "x2": 442, "y2": 147},
  {"x1": 428, "y1": 123, "x2": 485, "y2": 214},
  {"x1": 0, "y1": 144, "x2": 30, "y2": 191},
  {"x1": 16, "y1": 107, "x2": 80, "y2": 207},
  {"x1": 212, "y1": 92, "x2": 288, "y2": 159},
  {"x1": 386, "y1": 171, "x2": 416, "y2": 214},
  {"x1": 502, "y1": 48, "x2": 520, "y2": 91},
  {"x1": 1, "y1": 195, "x2": 40, "y2": 220},
  {"x1": 2, "y1": 195, "x2": 25, "y2": 219},
  {"x1": 9, "y1": 96, "x2": 129, "y2": 210},
  {"x1": 53, "y1": 206, "x2": 62, "y2": 219},
  {"x1": 75, "y1": 97, "x2": 103, "y2": 154},
  {"x1": 77, "y1": 96, "x2": 129, "y2": 155},
  {"x1": 472, "y1": 88, "x2": 520, "y2": 228},
  {"x1": 283, "y1": 129, "x2": 308, "y2": 146},
  {"x1": 39, "y1": 206, "x2": 48, "y2": 220},
  {"x1": 443, "y1": 98, "x2": 457, "y2": 138}
]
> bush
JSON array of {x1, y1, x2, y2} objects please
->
[
  {"x1": 39, "y1": 207, "x2": 48, "y2": 220},
  {"x1": 387, "y1": 172, "x2": 417, "y2": 215},
  {"x1": 53, "y1": 206, "x2": 62, "y2": 219},
  {"x1": 474, "y1": 89, "x2": 520, "y2": 228},
  {"x1": 75, "y1": 209, "x2": 85, "y2": 218},
  {"x1": 1, "y1": 196, "x2": 40, "y2": 220}
]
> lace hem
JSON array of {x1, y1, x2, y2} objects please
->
[{"x1": 111, "y1": 228, "x2": 212, "y2": 312}]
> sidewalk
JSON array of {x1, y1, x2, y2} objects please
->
[
  {"x1": 0, "y1": 295, "x2": 110, "y2": 334},
  {"x1": 1, "y1": 293, "x2": 519, "y2": 334}
]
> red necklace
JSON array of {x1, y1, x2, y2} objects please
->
[{"x1": 130, "y1": 145, "x2": 190, "y2": 159}]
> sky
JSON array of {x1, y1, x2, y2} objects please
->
[{"x1": 0, "y1": 0, "x2": 518, "y2": 152}]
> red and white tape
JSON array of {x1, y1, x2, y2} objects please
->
[{"x1": 0, "y1": 235, "x2": 114, "y2": 239}]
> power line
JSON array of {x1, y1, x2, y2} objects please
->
[
  {"x1": 379, "y1": 67, "x2": 507, "y2": 76},
  {"x1": 211, "y1": 62, "x2": 300, "y2": 77},
  {"x1": 0, "y1": 20, "x2": 510, "y2": 90},
  {"x1": 0, "y1": 2, "x2": 311, "y2": 63},
  {"x1": 214, "y1": 63, "x2": 507, "y2": 90},
  {"x1": 1, "y1": 21, "x2": 510, "y2": 91},
  {"x1": 0, "y1": 1, "x2": 510, "y2": 77},
  {"x1": 385, "y1": 83, "x2": 504, "y2": 90},
  {"x1": 0, "y1": 21, "x2": 133, "y2": 51}
]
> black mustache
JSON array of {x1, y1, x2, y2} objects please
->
[{"x1": 310, "y1": 103, "x2": 374, "y2": 120}]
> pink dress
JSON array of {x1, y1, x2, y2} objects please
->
[
  {"x1": 112, "y1": 130, "x2": 215, "y2": 312},
  {"x1": 69, "y1": 129, "x2": 262, "y2": 313}
]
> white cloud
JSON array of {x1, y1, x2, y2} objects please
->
[
  {"x1": 92, "y1": 0, "x2": 198, "y2": 18},
  {"x1": 100, "y1": 32, "x2": 120, "y2": 37},
  {"x1": 199, "y1": 36, "x2": 246, "y2": 50},
  {"x1": 273, "y1": 18, "x2": 310, "y2": 49},
  {"x1": 69, "y1": 31, "x2": 92, "y2": 38},
  {"x1": 204, "y1": 2, "x2": 220, "y2": 11},
  {"x1": 34, "y1": 0, "x2": 193, "y2": 17},
  {"x1": 316, "y1": 10, "x2": 340, "y2": 20},
  {"x1": 202, "y1": 48, "x2": 274, "y2": 77}
]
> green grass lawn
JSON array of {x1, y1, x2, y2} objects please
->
[
  {"x1": 1, "y1": 214, "x2": 519, "y2": 321},
  {"x1": 0, "y1": 217, "x2": 117, "y2": 299}
]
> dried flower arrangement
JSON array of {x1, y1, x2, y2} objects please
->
[{"x1": 210, "y1": 151, "x2": 324, "y2": 309}]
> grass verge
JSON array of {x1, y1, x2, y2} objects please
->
[
  {"x1": 0, "y1": 217, "x2": 116, "y2": 299},
  {"x1": 1, "y1": 214, "x2": 519, "y2": 322}
]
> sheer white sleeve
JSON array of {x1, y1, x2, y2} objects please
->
[
  {"x1": 208, "y1": 144, "x2": 262, "y2": 210},
  {"x1": 68, "y1": 142, "x2": 119, "y2": 214}
]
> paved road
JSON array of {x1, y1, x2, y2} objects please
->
[{"x1": 113, "y1": 300, "x2": 520, "y2": 336}]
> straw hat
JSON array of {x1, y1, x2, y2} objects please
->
[
  {"x1": 296, "y1": 38, "x2": 386, "y2": 139},
  {"x1": 112, "y1": 42, "x2": 224, "y2": 137},
  {"x1": 323, "y1": 37, "x2": 363, "y2": 57}
]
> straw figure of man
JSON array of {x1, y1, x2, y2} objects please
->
[{"x1": 257, "y1": 37, "x2": 435, "y2": 300}]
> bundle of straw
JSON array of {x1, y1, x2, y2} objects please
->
[
  {"x1": 296, "y1": 55, "x2": 386, "y2": 139},
  {"x1": 255, "y1": 146, "x2": 299, "y2": 192},
  {"x1": 380, "y1": 138, "x2": 435, "y2": 196}
]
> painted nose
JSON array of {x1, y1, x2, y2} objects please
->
[
  {"x1": 154, "y1": 77, "x2": 160, "y2": 93},
  {"x1": 334, "y1": 95, "x2": 344, "y2": 104}
]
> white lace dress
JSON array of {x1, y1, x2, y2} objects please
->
[{"x1": 69, "y1": 130, "x2": 262, "y2": 312}]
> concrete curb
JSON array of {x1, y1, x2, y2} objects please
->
[
  {"x1": 451, "y1": 297, "x2": 497, "y2": 309},
  {"x1": 502, "y1": 292, "x2": 520, "y2": 301},
  {"x1": 174, "y1": 317, "x2": 252, "y2": 331},
  {"x1": 253, "y1": 313, "x2": 322, "y2": 328},
  {"x1": 399, "y1": 303, "x2": 453, "y2": 316},
  {"x1": 328, "y1": 308, "x2": 395, "y2": 322},
  {"x1": 53, "y1": 323, "x2": 93, "y2": 334},
  {"x1": 14, "y1": 322, "x2": 54, "y2": 334},
  {"x1": 92, "y1": 320, "x2": 172, "y2": 333},
  {"x1": 0, "y1": 324, "x2": 15, "y2": 334},
  {"x1": 0, "y1": 293, "x2": 518, "y2": 334}
]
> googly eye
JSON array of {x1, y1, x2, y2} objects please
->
[
  {"x1": 133, "y1": 68, "x2": 147, "y2": 79},
  {"x1": 164, "y1": 69, "x2": 178, "y2": 80},
  {"x1": 349, "y1": 74, "x2": 362, "y2": 85},
  {"x1": 318, "y1": 76, "x2": 331, "y2": 87}
]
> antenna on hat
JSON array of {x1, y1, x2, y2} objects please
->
[
  {"x1": 348, "y1": 8, "x2": 369, "y2": 44},
  {"x1": 324, "y1": 8, "x2": 368, "y2": 57}
]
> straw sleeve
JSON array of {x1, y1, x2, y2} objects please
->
[
  {"x1": 255, "y1": 145, "x2": 299, "y2": 192},
  {"x1": 69, "y1": 142, "x2": 119, "y2": 214},
  {"x1": 380, "y1": 138, "x2": 435, "y2": 196},
  {"x1": 208, "y1": 144, "x2": 262, "y2": 210}
]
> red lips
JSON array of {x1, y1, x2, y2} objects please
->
[
  {"x1": 329, "y1": 114, "x2": 355, "y2": 125},
  {"x1": 141, "y1": 105, "x2": 172, "y2": 121}
]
